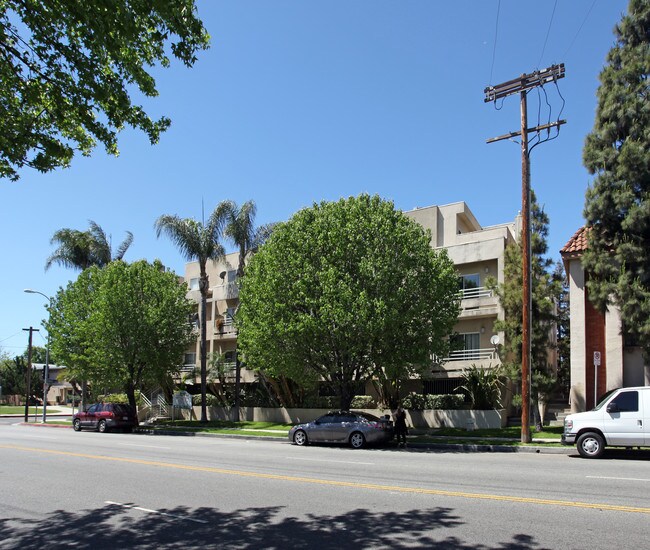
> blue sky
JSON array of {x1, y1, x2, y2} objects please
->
[{"x1": 0, "y1": 0, "x2": 628, "y2": 357}]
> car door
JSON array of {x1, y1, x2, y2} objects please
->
[
  {"x1": 602, "y1": 390, "x2": 644, "y2": 446},
  {"x1": 329, "y1": 413, "x2": 355, "y2": 442},
  {"x1": 80, "y1": 404, "x2": 98, "y2": 428},
  {"x1": 644, "y1": 391, "x2": 650, "y2": 446},
  {"x1": 309, "y1": 415, "x2": 335, "y2": 442}
]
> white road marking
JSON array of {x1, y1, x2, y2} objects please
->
[
  {"x1": 105, "y1": 501, "x2": 208, "y2": 524},
  {"x1": 285, "y1": 456, "x2": 374, "y2": 466},
  {"x1": 118, "y1": 443, "x2": 170, "y2": 450},
  {"x1": 587, "y1": 476, "x2": 650, "y2": 482}
]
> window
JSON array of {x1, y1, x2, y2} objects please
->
[
  {"x1": 459, "y1": 274, "x2": 480, "y2": 291},
  {"x1": 227, "y1": 270, "x2": 237, "y2": 283},
  {"x1": 450, "y1": 333, "x2": 481, "y2": 360},
  {"x1": 184, "y1": 352, "x2": 196, "y2": 366},
  {"x1": 189, "y1": 278, "x2": 199, "y2": 291},
  {"x1": 610, "y1": 391, "x2": 638, "y2": 412}
]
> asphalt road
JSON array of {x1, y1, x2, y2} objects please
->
[{"x1": 1, "y1": 421, "x2": 649, "y2": 549}]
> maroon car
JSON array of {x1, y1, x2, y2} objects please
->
[{"x1": 72, "y1": 403, "x2": 138, "y2": 433}]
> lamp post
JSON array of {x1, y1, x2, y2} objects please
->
[{"x1": 24, "y1": 289, "x2": 51, "y2": 423}]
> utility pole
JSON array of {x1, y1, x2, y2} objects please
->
[
  {"x1": 484, "y1": 64, "x2": 565, "y2": 443},
  {"x1": 22, "y1": 326, "x2": 38, "y2": 423}
]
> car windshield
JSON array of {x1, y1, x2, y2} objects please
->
[{"x1": 593, "y1": 389, "x2": 618, "y2": 411}]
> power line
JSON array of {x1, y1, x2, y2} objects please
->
[
  {"x1": 563, "y1": 0, "x2": 598, "y2": 59},
  {"x1": 537, "y1": 0, "x2": 559, "y2": 69},
  {"x1": 488, "y1": 0, "x2": 501, "y2": 85}
]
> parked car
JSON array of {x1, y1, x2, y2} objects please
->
[
  {"x1": 72, "y1": 403, "x2": 138, "y2": 433},
  {"x1": 289, "y1": 410, "x2": 394, "y2": 449},
  {"x1": 562, "y1": 386, "x2": 650, "y2": 458}
]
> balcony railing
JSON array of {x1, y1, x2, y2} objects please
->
[
  {"x1": 214, "y1": 317, "x2": 237, "y2": 336},
  {"x1": 212, "y1": 282, "x2": 239, "y2": 301},
  {"x1": 458, "y1": 286, "x2": 493, "y2": 300},
  {"x1": 444, "y1": 348, "x2": 498, "y2": 362}
]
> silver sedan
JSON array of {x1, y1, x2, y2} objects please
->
[{"x1": 288, "y1": 410, "x2": 394, "y2": 449}]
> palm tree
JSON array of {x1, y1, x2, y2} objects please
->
[
  {"x1": 222, "y1": 200, "x2": 276, "y2": 419},
  {"x1": 155, "y1": 205, "x2": 230, "y2": 423},
  {"x1": 45, "y1": 220, "x2": 134, "y2": 271}
]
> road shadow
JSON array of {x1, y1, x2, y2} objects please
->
[
  {"x1": 0, "y1": 503, "x2": 550, "y2": 549},
  {"x1": 567, "y1": 448, "x2": 650, "y2": 461}
]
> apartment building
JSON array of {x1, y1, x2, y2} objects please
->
[
  {"x1": 404, "y1": 202, "x2": 518, "y2": 392},
  {"x1": 182, "y1": 201, "x2": 519, "y2": 395}
]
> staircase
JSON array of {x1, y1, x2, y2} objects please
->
[
  {"x1": 544, "y1": 397, "x2": 572, "y2": 427},
  {"x1": 506, "y1": 396, "x2": 571, "y2": 428}
]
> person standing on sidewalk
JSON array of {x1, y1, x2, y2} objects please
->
[{"x1": 394, "y1": 406, "x2": 408, "y2": 447}]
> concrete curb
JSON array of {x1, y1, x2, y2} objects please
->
[{"x1": 10, "y1": 421, "x2": 572, "y2": 454}]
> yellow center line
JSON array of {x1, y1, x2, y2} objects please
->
[{"x1": 3, "y1": 444, "x2": 649, "y2": 515}]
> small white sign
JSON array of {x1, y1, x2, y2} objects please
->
[{"x1": 593, "y1": 351, "x2": 601, "y2": 366}]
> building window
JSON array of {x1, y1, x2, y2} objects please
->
[
  {"x1": 184, "y1": 352, "x2": 196, "y2": 366},
  {"x1": 189, "y1": 278, "x2": 199, "y2": 291},
  {"x1": 458, "y1": 273, "x2": 480, "y2": 294},
  {"x1": 450, "y1": 332, "x2": 481, "y2": 360}
]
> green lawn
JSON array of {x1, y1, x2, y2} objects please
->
[
  {"x1": 148, "y1": 420, "x2": 564, "y2": 445},
  {"x1": 0, "y1": 405, "x2": 62, "y2": 415}
]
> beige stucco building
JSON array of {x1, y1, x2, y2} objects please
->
[
  {"x1": 182, "y1": 201, "x2": 520, "y2": 395},
  {"x1": 561, "y1": 227, "x2": 648, "y2": 412}
]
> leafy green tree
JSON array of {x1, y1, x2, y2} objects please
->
[
  {"x1": 237, "y1": 194, "x2": 461, "y2": 410},
  {"x1": 490, "y1": 190, "x2": 560, "y2": 427},
  {"x1": 553, "y1": 261, "x2": 571, "y2": 397},
  {"x1": 0, "y1": 0, "x2": 209, "y2": 181},
  {"x1": 47, "y1": 260, "x2": 194, "y2": 411},
  {"x1": 45, "y1": 220, "x2": 133, "y2": 271},
  {"x1": 582, "y1": 0, "x2": 650, "y2": 358},
  {"x1": 0, "y1": 352, "x2": 43, "y2": 401},
  {"x1": 155, "y1": 205, "x2": 230, "y2": 422}
]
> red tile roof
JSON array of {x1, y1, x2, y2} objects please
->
[{"x1": 561, "y1": 226, "x2": 589, "y2": 256}]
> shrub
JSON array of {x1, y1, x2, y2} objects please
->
[
  {"x1": 459, "y1": 364, "x2": 503, "y2": 410},
  {"x1": 401, "y1": 392, "x2": 465, "y2": 410},
  {"x1": 191, "y1": 393, "x2": 221, "y2": 407},
  {"x1": 98, "y1": 391, "x2": 143, "y2": 406},
  {"x1": 350, "y1": 395, "x2": 376, "y2": 409}
]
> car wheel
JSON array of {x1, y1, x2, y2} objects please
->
[
  {"x1": 73, "y1": 419, "x2": 81, "y2": 432},
  {"x1": 350, "y1": 432, "x2": 365, "y2": 449},
  {"x1": 97, "y1": 420, "x2": 108, "y2": 433},
  {"x1": 293, "y1": 429, "x2": 308, "y2": 446},
  {"x1": 577, "y1": 432, "x2": 605, "y2": 458}
]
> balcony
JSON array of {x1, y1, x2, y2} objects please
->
[
  {"x1": 440, "y1": 348, "x2": 500, "y2": 372},
  {"x1": 214, "y1": 317, "x2": 238, "y2": 339},
  {"x1": 212, "y1": 282, "x2": 239, "y2": 301},
  {"x1": 458, "y1": 286, "x2": 499, "y2": 319}
]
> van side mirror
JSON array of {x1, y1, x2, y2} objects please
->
[{"x1": 606, "y1": 402, "x2": 619, "y2": 413}]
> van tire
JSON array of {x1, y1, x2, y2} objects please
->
[{"x1": 577, "y1": 432, "x2": 605, "y2": 459}]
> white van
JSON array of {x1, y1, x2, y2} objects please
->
[{"x1": 562, "y1": 386, "x2": 650, "y2": 458}]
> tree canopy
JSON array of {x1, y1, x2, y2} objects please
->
[
  {"x1": 0, "y1": 0, "x2": 209, "y2": 181},
  {"x1": 46, "y1": 260, "x2": 194, "y2": 411},
  {"x1": 237, "y1": 194, "x2": 461, "y2": 410},
  {"x1": 45, "y1": 220, "x2": 133, "y2": 271},
  {"x1": 582, "y1": 0, "x2": 650, "y2": 357}
]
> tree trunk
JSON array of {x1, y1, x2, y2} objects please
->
[{"x1": 199, "y1": 277, "x2": 208, "y2": 423}]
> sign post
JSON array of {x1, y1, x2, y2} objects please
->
[{"x1": 593, "y1": 351, "x2": 601, "y2": 407}]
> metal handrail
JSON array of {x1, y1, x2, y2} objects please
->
[
  {"x1": 458, "y1": 286, "x2": 493, "y2": 300},
  {"x1": 444, "y1": 348, "x2": 497, "y2": 362}
]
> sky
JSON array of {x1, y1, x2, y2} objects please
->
[{"x1": 0, "y1": 0, "x2": 630, "y2": 357}]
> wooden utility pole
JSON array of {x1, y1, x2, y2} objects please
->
[
  {"x1": 22, "y1": 326, "x2": 38, "y2": 423},
  {"x1": 484, "y1": 64, "x2": 565, "y2": 443}
]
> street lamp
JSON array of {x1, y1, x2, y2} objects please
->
[{"x1": 24, "y1": 289, "x2": 51, "y2": 423}]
